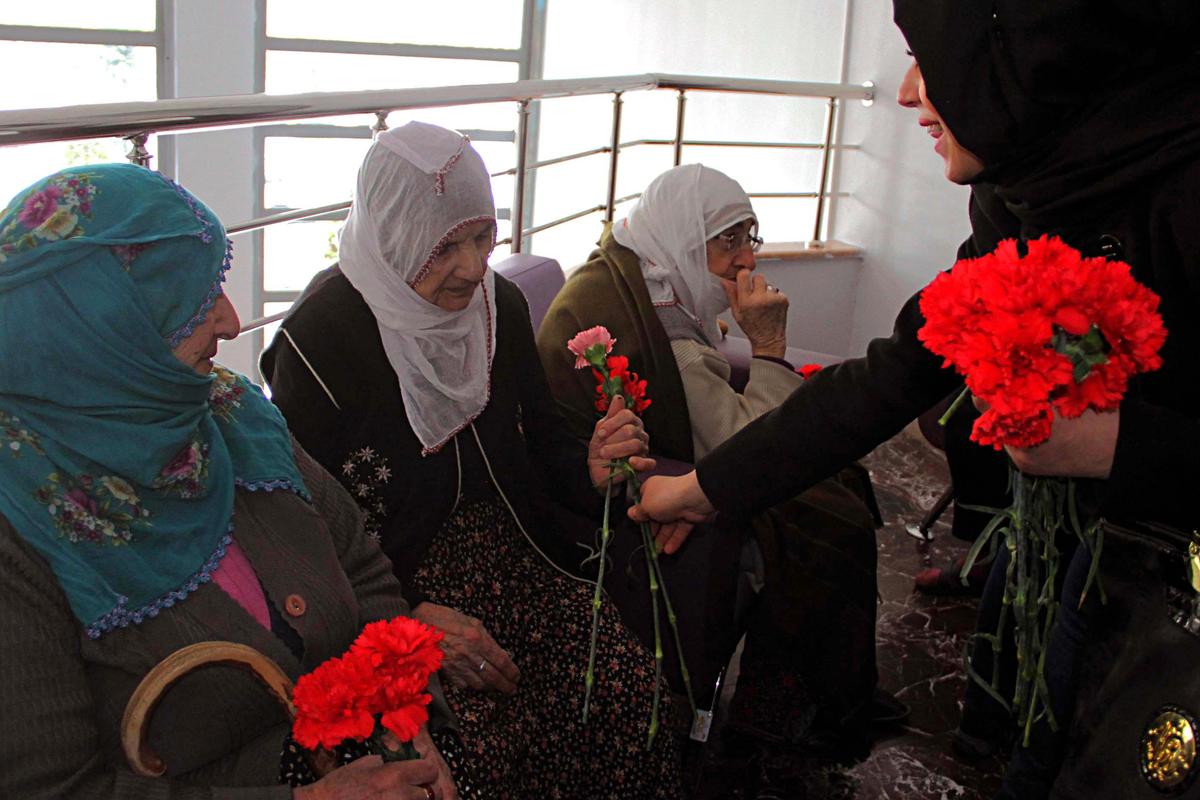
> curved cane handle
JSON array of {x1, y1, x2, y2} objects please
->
[{"x1": 120, "y1": 641, "x2": 297, "y2": 777}]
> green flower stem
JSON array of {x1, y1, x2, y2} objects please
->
[
  {"x1": 964, "y1": 466, "x2": 1105, "y2": 748},
  {"x1": 372, "y1": 722, "x2": 420, "y2": 762},
  {"x1": 638, "y1": 518, "x2": 663, "y2": 748},
  {"x1": 938, "y1": 386, "x2": 971, "y2": 427},
  {"x1": 632, "y1": 476, "x2": 697, "y2": 721},
  {"x1": 581, "y1": 470, "x2": 616, "y2": 723}
]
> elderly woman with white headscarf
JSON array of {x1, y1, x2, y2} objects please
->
[
  {"x1": 538, "y1": 164, "x2": 893, "y2": 785},
  {"x1": 262, "y1": 122, "x2": 681, "y2": 799},
  {"x1": 539, "y1": 164, "x2": 806, "y2": 462}
]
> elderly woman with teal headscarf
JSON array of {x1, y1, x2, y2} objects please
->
[{"x1": 0, "y1": 164, "x2": 458, "y2": 800}]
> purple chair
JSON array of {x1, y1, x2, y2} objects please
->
[
  {"x1": 715, "y1": 334, "x2": 839, "y2": 393},
  {"x1": 491, "y1": 253, "x2": 566, "y2": 332},
  {"x1": 492, "y1": 251, "x2": 840, "y2": 390}
]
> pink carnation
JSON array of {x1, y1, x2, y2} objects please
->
[{"x1": 566, "y1": 326, "x2": 616, "y2": 369}]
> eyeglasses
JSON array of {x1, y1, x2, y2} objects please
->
[{"x1": 713, "y1": 229, "x2": 764, "y2": 254}]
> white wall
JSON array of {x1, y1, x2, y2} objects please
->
[
  {"x1": 532, "y1": 0, "x2": 848, "y2": 270},
  {"x1": 720, "y1": 252, "x2": 864, "y2": 357},
  {"x1": 534, "y1": 0, "x2": 971, "y2": 361},
  {"x1": 827, "y1": 0, "x2": 971, "y2": 355}
]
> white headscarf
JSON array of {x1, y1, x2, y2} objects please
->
[
  {"x1": 338, "y1": 121, "x2": 497, "y2": 455},
  {"x1": 612, "y1": 164, "x2": 755, "y2": 341}
]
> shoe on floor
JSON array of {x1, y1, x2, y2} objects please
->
[{"x1": 914, "y1": 555, "x2": 990, "y2": 596}]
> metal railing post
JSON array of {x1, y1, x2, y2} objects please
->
[
  {"x1": 512, "y1": 98, "x2": 532, "y2": 253},
  {"x1": 811, "y1": 96, "x2": 838, "y2": 245},
  {"x1": 605, "y1": 91, "x2": 624, "y2": 222},
  {"x1": 672, "y1": 90, "x2": 687, "y2": 166},
  {"x1": 124, "y1": 132, "x2": 153, "y2": 167},
  {"x1": 371, "y1": 111, "x2": 390, "y2": 139}
]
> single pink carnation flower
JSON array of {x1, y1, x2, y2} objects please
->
[{"x1": 566, "y1": 326, "x2": 616, "y2": 369}]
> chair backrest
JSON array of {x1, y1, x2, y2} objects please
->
[
  {"x1": 714, "y1": 335, "x2": 840, "y2": 393},
  {"x1": 491, "y1": 253, "x2": 566, "y2": 332}
]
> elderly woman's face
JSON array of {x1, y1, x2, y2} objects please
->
[
  {"x1": 897, "y1": 60, "x2": 985, "y2": 184},
  {"x1": 171, "y1": 292, "x2": 241, "y2": 375},
  {"x1": 412, "y1": 219, "x2": 495, "y2": 312},
  {"x1": 705, "y1": 218, "x2": 758, "y2": 281}
]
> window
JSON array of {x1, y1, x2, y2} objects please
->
[
  {"x1": 0, "y1": 4, "x2": 161, "y2": 200},
  {"x1": 251, "y1": 0, "x2": 535, "y2": 374},
  {"x1": 266, "y1": 0, "x2": 523, "y2": 50}
]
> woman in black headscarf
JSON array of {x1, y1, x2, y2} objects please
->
[{"x1": 633, "y1": 2, "x2": 1200, "y2": 797}]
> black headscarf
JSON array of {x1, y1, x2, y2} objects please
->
[{"x1": 893, "y1": 0, "x2": 1200, "y2": 229}]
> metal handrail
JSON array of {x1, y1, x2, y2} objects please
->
[
  {"x1": 227, "y1": 201, "x2": 352, "y2": 235},
  {"x1": 0, "y1": 72, "x2": 873, "y2": 334},
  {"x1": 0, "y1": 73, "x2": 872, "y2": 146}
]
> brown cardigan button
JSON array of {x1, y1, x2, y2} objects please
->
[{"x1": 284, "y1": 594, "x2": 307, "y2": 617}]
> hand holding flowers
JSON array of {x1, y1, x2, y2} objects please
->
[
  {"x1": 919, "y1": 235, "x2": 1165, "y2": 744},
  {"x1": 973, "y1": 398, "x2": 1118, "y2": 480},
  {"x1": 290, "y1": 615, "x2": 453, "y2": 797},
  {"x1": 567, "y1": 326, "x2": 695, "y2": 746},
  {"x1": 292, "y1": 754, "x2": 441, "y2": 800},
  {"x1": 587, "y1": 394, "x2": 655, "y2": 489}
]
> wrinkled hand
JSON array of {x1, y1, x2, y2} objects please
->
[
  {"x1": 411, "y1": 603, "x2": 519, "y2": 695},
  {"x1": 972, "y1": 397, "x2": 1118, "y2": 479},
  {"x1": 628, "y1": 473, "x2": 715, "y2": 554},
  {"x1": 294, "y1": 752, "x2": 441, "y2": 800},
  {"x1": 1009, "y1": 409, "x2": 1119, "y2": 478},
  {"x1": 589, "y1": 394, "x2": 655, "y2": 489},
  {"x1": 412, "y1": 726, "x2": 457, "y2": 800},
  {"x1": 722, "y1": 270, "x2": 788, "y2": 358}
]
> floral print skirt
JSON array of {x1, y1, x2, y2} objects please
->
[{"x1": 413, "y1": 498, "x2": 681, "y2": 800}]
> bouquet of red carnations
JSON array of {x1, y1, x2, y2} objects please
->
[
  {"x1": 292, "y1": 616, "x2": 444, "y2": 762},
  {"x1": 918, "y1": 235, "x2": 1166, "y2": 742},
  {"x1": 567, "y1": 326, "x2": 694, "y2": 747}
]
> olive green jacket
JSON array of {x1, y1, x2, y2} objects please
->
[{"x1": 536, "y1": 229, "x2": 696, "y2": 462}]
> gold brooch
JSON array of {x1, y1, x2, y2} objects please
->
[{"x1": 1142, "y1": 706, "x2": 1198, "y2": 793}]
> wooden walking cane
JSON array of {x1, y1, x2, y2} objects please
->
[{"x1": 120, "y1": 641, "x2": 336, "y2": 778}]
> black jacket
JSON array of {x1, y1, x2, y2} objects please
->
[
  {"x1": 698, "y1": 5, "x2": 1200, "y2": 532},
  {"x1": 261, "y1": 268, "x2": 603, "y2": 604}
]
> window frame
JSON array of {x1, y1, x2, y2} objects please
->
[{"x1": 249, "y1": 0, "x2": 546, "y2": 371}]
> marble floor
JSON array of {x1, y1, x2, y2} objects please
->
[{"x1": 689, "y1": 425, "x2": 1006, "y2": 799}]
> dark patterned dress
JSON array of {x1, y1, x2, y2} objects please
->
[
  {"x1": 263, "y1": 268, "x2": 683, "y2": 798},
  {"x1": 411, "y1": 435, "x2": 680, "y2": 800}
]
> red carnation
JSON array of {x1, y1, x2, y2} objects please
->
[
  {"x1": 291, "y1": 655, "x2": 377, "y2": 750},
  {"x1": 591, "y1": 355, "x2": 651, "y2": 415},
  {"x1": 917, "y1": 235, "x2": 1167, "y2": 743},
  {"x1": 350, "y1": 617, "x2": 444, "y2": 682},
  {"x1": 918, "y1": 235, "x2": 1165, "y2": 449},
  {"x1": 797, "y1": 363, "x2": 823, "y2": 379},
  {"x1": 291, "y1": 615, "x2": 445, "y2": 757}
]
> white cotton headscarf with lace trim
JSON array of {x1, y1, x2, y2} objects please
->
[
  {"x1": 612, "y1": 163, "x2": 755, "y2": 343},
  {"x1": 338, "y1": 121, "x2": 497, "y2": 455}
]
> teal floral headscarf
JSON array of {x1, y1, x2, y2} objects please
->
[{"x1": 0, "y1": 163, "x2": 306, "y2": 638}]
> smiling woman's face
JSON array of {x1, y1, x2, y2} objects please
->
[
  {"x1": 897, "y1": 60, "x2": 985, "y2": 184},
  {"x1": 411, "y1": 219, "x2": 495, "y2": 312},
  {"x1": 171, "y1": 293, "x2": 241, "y2": 375}
]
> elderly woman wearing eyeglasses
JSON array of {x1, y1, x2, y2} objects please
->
[
  {"x1": 537, "y1": 164, "x2": 895, "y2": 783},
  {"x1": 540, "y1": 164, "x2": 799, "y2": 461}
]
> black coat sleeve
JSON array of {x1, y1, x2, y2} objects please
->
[{"x1": 696, "y1": 288, "x2": 961, "y2": 517}]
